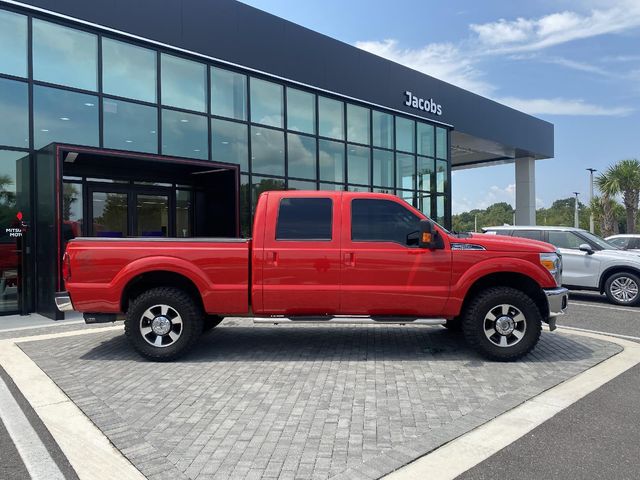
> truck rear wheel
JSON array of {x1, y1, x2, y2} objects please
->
[
  {"x1": 462, "y1": 286, "x2": 542, "y2": 361},
  {"x1": 125, "y1": 287, "x2": 203, "y2": 361}
]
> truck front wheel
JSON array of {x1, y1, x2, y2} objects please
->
[
  {"x1": 125, "y1": 287, "x2": 204, "y2": 361},
  {"x1": 462, "y1": 287, "x2": 542, "y2": 361}
]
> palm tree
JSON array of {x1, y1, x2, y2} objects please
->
[
  {"x1": 596, "y1": 159, "x2": 640, "y2": 233},
  {"x1": 590, "y1": 195, "x2": 618, "y2": 237}
]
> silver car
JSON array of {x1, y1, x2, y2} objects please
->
[
  {"x1": 483, "y1": 226, "x2": 640, "y2": 306},
  {"x1": 605, "y1": 234, "x2": 640, "y2": 251}
]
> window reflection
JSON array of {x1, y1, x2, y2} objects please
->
[
  {"x1": 63, "y1": 182, "x2": 83, "y2": 242},
  {"x1": 161, "y1": 109, "x2": 207, "y2": 159},
  {"x1": 0, "y1": 10, "x2": 27, "y2": 77},
  {"x1": 287, "y1": 133, "x2": 316, "y2": 180},
  {"x1": 436, "y1": 127, "x2": 448, "y2": 159},
  {"x1": 436, "y1": 159, "x2": 448, "y2": 193},
  {"x1": 417, "y1": 123, "x2": 434, "y2": 157},
  {"x1": 436, "y1": 195, "x2": 445, "y2": 224},
  {"x1": 319, "y1": 139, "x2": 344, "y2": 184},
  {"x1": 250, "y1": 78, "x2": 283, "y2": 128},
  {"x1": 396, "y1": 153, "x2": 415, "y2": 190},
  {"x1": 373, "y1": 149, "x2": 393, "y2": 188},
  {"x1": 288, "y1": 179, "x2": 316, "y2": 190},
  {"x1": 395, "y1": 117, "x2": 415, "y2": 153},
  {"x1": 33, "y1": 86, "x2": 99, "y2": 149},
  {"x1": 347, "y1": 145, "x2": 370, "y2": 185},
  {"x1": 211, "y1": 67, "x2": 247, "y2": 121},
  {"x1": 161, "y1": 54, "x2": 206, "y2": 112},
  {"x1": 211, "y1": 118, "x2": 248, "y2": 171},
  {"x1": 417, "y1": 193, "x2": 431, "y2": 217},
  {"x1": 372, "y1": 110, "x2": 393, "y2": 149},
  {"x1": 287, "y1": 88, "x2": 315, "y2": 134},
  {"x1": 176, "y1": 190, "x2": 192, "y2": 238},
  {"x1": 318, "y1": 97, "x2": 344, "y2": 140},
  {"x1": 251, "y1": 176, "x2": 285, "y2": 212},
  {"x1": 103, "y1": 38, "x2": 156, "y2": 103},
  {"x1": 347, "y1": 104, "x2": 370, "y2": 145},
  {"x1": 418, "y1": 157, "x2": 434, "y2": 191},
  {"x1": 0, "y1": 78, "x2": 29, "y2": 148},
  {"x1": 103, "y1": 99, "x2": 157, "y2": 153},
  {"x1": 33, "y1": 19, "x2": 97, "y2": 91},
  {"x1": 251, "y1": 126, "x2": 284, "y2": 176}
]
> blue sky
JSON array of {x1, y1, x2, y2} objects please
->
[{"x1": 240, "y1": 0, "x2": 640, "y2": 213}]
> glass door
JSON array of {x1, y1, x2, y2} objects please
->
[
  {"x1": 90, "y1": 190, "x2": 129, "y2": 237},
  {"x1": 136, "y1": 193, "x2": 169, "y2": 237}
]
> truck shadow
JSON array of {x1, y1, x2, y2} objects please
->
[{"x1": 80, "y1": 324, "x2": 604, "y2": 364}]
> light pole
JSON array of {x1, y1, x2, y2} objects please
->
[
  {"x1": 573, "y1": 192, "x2": 580, "y2": 228},
  {"x1": 587, "y1": 168, "x2": 597, "y2": 233}
]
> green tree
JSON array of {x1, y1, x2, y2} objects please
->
[{"x1": 596, "y1": 159, "x2": 640, "y2": 233}]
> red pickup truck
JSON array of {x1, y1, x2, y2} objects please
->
[{"x1": 56, "y1": 191, "x2": 568, "y2": 361}]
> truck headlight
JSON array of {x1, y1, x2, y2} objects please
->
[{"x1": 540, "y1": 252, "x2": 562, "y2": 286}]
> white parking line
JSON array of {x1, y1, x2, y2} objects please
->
[
  {"x1": 0, "y1": 377, "x2": 65, "y2": 480},
  {"x1": 383, "y1": 330, "x2": 640, "y2": 480},
  {"x1": 569, "y1": 301, "x2": 640, "y2": 313}
]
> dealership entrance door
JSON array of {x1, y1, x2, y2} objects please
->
[
  {"x1": 87, "y1": 184, "x2": 181, "y2": 238},
  {"x1": 31, "y1": 144, "x2": 240, "y2": 319}
]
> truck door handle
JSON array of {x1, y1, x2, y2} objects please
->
[
  {"x1": 269, "y1": 251, "x2": 278, "y2": 266},
  {"x1": 344, "y1": 252, "x2": 355, "y2": 267}
]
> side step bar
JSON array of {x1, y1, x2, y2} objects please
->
[{"x1": 254, "y1": 316, "x2": 447, "y2": 326}]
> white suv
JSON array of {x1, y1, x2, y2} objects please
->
[{"x1": 483, "y1": 226, "x2": 640, "y2": 306}]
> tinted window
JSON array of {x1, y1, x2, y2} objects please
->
[
  {"x1": 347, "y1": 145, "x2": 370, "y2": 185},
  {"x1": 211, "y1": 118, "x2": 248, "y2": 170},
  {"x1": 347, "y1": 104, "x2": 370, "y2": 145},
  {"x1": 250, "y1": 78, "x2": 283, "y2": 128},
  {"x1": 103, "y1": 99, "x2": 157, "y2": 153},
  {"x1": 512, "y1": 230, "x2": 543, "y2": 241},
  {"x1": 352, "y1": 199, "x2": 420, "y2": 245},
  {"x1": 211, "y1": 67, "x2": 247, "y2": 121},
  {"x1": 286, "y1": 88, "x2": 315, "y2": 134},
  {"x1": 103, "y1": 38, "x2": 156, "y2": 103},
  {"x1": 372, "y1": 110, "x2": 393, "y2": 149},
  {"x1": 33, "y1": 20, "x2": 97, "y2": 91},
  {"x1": 161, "y1": 54, "x2": 206, "y2": 112},
  {"x1": 318, "y1": 97, "x2": 344, "y2": 140},
  {"x1": 548, "y1": 231, "x2": 583, "y2": 249},
  {"x1": 0, "y1": 78, "x2": 29, "y2": 148},
  {"x1": 276, "y1": 198, "x2": 332, "y2": 240},
  {"x1": 629, "y1": 238, "x2": 640, "y2": 250},
  {"x1": 287, "y1": 133, "x2": 316, "y2": 180},
  {"x1": 0, "y1": 10, "x2": 27, "y2": 77},
  {"x1": 161, "y1": 109, "x2": 207, "y2": 159}
]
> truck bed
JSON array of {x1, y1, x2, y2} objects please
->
[{"x1": 63, "y1": 237, "x2": 251, "y2": 314}]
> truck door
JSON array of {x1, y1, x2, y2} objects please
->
[
  {"x1": 340, "y1": 196, "x2": 451, "y2": 316},
  {"x1": 260, "y1": 193, "x2": 341, "y2": 315}
]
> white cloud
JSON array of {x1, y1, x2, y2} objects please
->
[
  {"x1": 470, "y1": 1, "x2": 640, "y2": 53},
  {"x1": 496, "y1": 96, "x2": 633, "y2": 116},
  {"x1": 354, "y1": 39, "x2": 494, "y2": 95}
]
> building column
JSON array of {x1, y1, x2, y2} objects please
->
[{"x1": 515, "y1": 157, "x2": 536, "y2": 225}]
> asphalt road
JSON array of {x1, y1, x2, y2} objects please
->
[{"x1": 457, "y1": 291, "x2": 640, "y2": 480}]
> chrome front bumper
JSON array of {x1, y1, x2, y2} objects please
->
[
  {"x1": 55, "y1": 291, "x2": 74, "y2": 312},
  {"x1": 544, "y1": 287, "x2": 569, "y2": 324}
]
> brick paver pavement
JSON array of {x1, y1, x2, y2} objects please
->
[{"x1": 19, "y1": 319, "x2": 620, "y2": 480}]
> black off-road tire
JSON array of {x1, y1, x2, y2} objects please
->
[
  {"x1": 462, "y1": 287, "x2": 542, "y2": 361},
  {"x1": 604, "y1": 272, "x2": 640, "y2": 306},
  {"x1": 125, "y1": 287, "x2": 203, "y2": 361},
  {"x1": 444, "y1": 317, "x2": 463, "y2": 331},
  {"x1": 202, "y1": 315, "x2": 224, "y2": 332}
]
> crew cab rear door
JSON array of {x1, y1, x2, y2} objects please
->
[
  {"x1": 339, "y1": 195, "x2": 452, "y2": 316},
  {"x1": 260, "y1": 193, "x2": 341, "y2": 315}
]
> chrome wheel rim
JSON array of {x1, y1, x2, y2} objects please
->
[
  {"x1": 483, "y1": 304, "x2": 526, "y2": 348},
  {"x1": 610, "y1": 277, "x2": 639, "y2": 303},
  {"x1": 140, "y1": 304, "x2": 183, "y2": 348}
]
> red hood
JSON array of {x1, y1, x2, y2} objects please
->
[{"x1": 449, "y1": 232, "x2": 556, "y2": 253}]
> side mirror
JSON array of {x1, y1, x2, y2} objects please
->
[
  {"x1": 579, "y1": 243, "x2": 594, "y2": 254},
  {"x1": 419, "y1": 219, "x2": 440, "y2": 249}
]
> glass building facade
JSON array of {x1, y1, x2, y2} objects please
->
[{"x1": 0, "y1": 5, "x2": 450, "y2": 314}]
